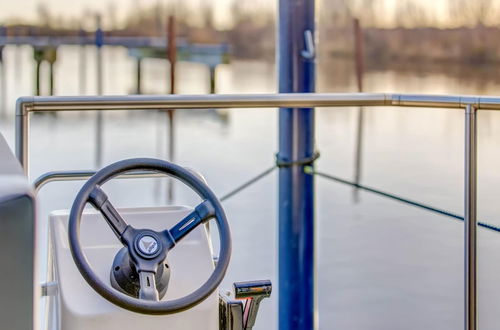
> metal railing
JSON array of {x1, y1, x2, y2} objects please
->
[
  {"x1": 16, "y1": 92, "x2": 495, "y2": 330},
  {"x1": 33, "y1": 170, "x2": 165, "y2": 193}
]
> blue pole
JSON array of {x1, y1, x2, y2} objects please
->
[{"x1": 277, "y1": 0, "x2": 316, "y2": 329}]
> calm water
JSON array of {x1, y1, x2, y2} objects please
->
[{"x1": 2, "y1": 45, "x2": 500, "y2": 329}]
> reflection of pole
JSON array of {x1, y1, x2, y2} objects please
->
[
  {"x1": 209, "y1": 66, "x2": 216, "y2": 94},
  {"x1": 49, "y1": 59, "x2": 55, "y2": 96},
  {"x1": 135, "y1": 57, "x2": 142, "y2": 94},
  {"x1": 14, "y1": 40, "x2": 20, "y2": 85},
  {"x1": 166, "y1": 15, "x2": 176, "y2": 203},
  {"x1": 34, "y1": 51, "x2": 42, "y2": 96},
  {"x1": 353, "y1": 18, "x2": 364, "y2": 202},
  {"x1": 95, "y1": 15, "x2": 104, "y2": 168},
  {"x1": 79, "y1": 28, "x2": 87, "y2": 95}
]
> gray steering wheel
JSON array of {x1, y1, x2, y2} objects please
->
[{"x1": 68, "y1": 158, "x2": 232, "y2": 315}]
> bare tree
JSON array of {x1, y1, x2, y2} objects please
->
[
  {"x1": 200, "y1": 2, "x2": 214, "y2": 29},
  {"x1": 107, "y1": 1, "x2": 118, "y2": 30},
  {"x1": 448, "y1": 0, "x2": 495, "y2": 26},
  {"x1": 345, "y1": 0, "x2": 380, "y2": 27},
  {"x1": 394, "y1": 0, "x2": 434, "y2": 28},
  {"x1": 37, "y1": 3, "x2": 52, "y2": 27}
]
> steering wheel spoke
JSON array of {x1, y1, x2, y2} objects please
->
[
  {"x1": 138, "y1": 270, "x2": 160, "y2": 301},
  {"x1": 168, "y1": 200, "x2": 215, "y2": 243},
  {"x1": 89, "y1": 186, "x2": 129, "y2": 239}
]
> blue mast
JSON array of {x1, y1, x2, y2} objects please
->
[{"x1": 277, "y1": 0, "x2": 316, "y2": 329}]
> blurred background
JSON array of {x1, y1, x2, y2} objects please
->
[{"x1": 3, "y1": 0, "x2": 500, "y2": 329}]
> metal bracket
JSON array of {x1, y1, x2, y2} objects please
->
[
  {"x1": 219, "y1": 291, "x2": 245, "y2": 330},
  {"x1": 301, "y1": 30, "x2": 315, "y2": 59},
  {"x1": 41, "y1": 281, "x2": 58, "y2": 297},
  {"x1": 219, "y1": 280, "x2": 272, "y2": 330}
]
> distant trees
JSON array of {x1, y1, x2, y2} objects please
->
[
  {"x1": 7, "y1": 0, "x2": 500, "y2": 63},
  {"x1": 448, "y1": 0, "x2": 495, "y2": 27}
]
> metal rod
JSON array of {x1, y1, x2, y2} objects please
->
[
  {"x1": 17, "y1": 93, "x2": 500, "y2": 113},
  {"x1": 464, "y1": 104, "x2": 477, "y2": 330},
  {"x1": 33, "y1": 170, "x2": 166, "y2": 193},
  {"x1": 278, "y1": 0, "x2": 316, "y2": 328},
  {"x1": 16, "y1": 98, "x2": 30, "y2": 175},
  {"x1": 14, "y1": 93, "x2": 390, "y2": 112}
]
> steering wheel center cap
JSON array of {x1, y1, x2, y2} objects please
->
[{"x1": 137, "y1": 235, "x2": 160, "y2": 256}]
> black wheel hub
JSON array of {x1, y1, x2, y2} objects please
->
[{"x1": 110, "y1": 247, "x2": 170, "y2": 299}]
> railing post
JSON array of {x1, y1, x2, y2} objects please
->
[
  {"x1": 15, "y1": 98, "x2": 30, "y2": 175},
  {"x1": 464, "y1": 104, "x2": 477, "y2": 330},
  {"x1": 278, "y1": 0, "x2": 316, "y2": 329}
]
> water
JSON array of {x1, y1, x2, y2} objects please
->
[{"x1": 2, "y1": 45, "x2": 500, "y2": 329}]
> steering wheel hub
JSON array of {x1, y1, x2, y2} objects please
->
[{"x1": 135, "y1": 233, "x2": 162, "y2": 258}]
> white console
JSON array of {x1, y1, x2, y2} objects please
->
[{"x1": 48, "y1": 206, "x2": 217, "y2": 330}]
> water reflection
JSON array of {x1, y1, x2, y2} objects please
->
[{"x1": 1, "y1": 46, "x2": 500, "y2": 329}]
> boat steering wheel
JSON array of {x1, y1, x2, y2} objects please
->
[{"x1": 68, "y1": 158, "x2": 231, "y2": 315}]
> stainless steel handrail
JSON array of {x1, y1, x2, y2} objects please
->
[
  {"x1": 14, "y1": 92, "x2": 483, "y2": 329},
  {"x1": 33, "y1": 170, "x2": 166, "y2": 193}
]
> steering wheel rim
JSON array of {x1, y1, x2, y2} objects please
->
[{"x1": 68, "y1": 158, "x2": 232, "y2": 315}]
